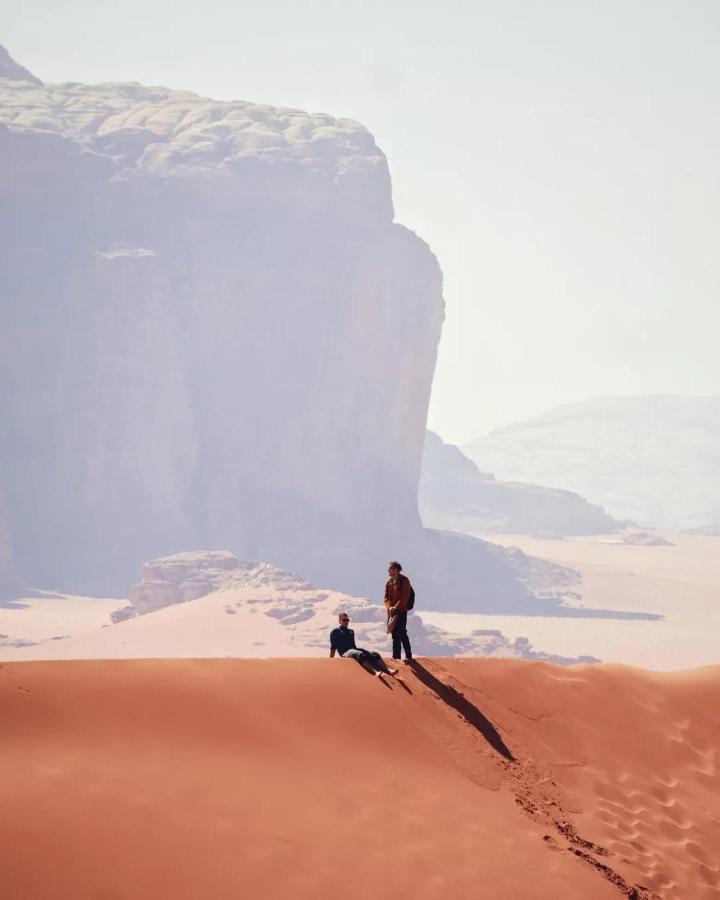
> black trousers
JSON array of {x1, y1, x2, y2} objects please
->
[{"x1": 391, "y1": 611, "x2": 412, "y2": 660}]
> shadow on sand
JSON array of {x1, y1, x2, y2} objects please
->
[{"x1": 407, "y1": 660, "x2": 516, "y2": 762}]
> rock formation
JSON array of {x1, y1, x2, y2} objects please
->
[
  {"x1": 0, "y1": 48, "x2": 571, "y2": 612},
  {"x1": 420, "y1": 431, "x2": 621, "y2": 536},
  {"x1": 125, "y1": 550, "x2": 313, "y2": 615}
]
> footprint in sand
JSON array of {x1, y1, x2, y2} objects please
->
[
  {"x1": 658, "y1": 819, "x2": 695, "y2": 841},
  {"x1": 597, "y1": 794, "x2": 647, "y2": 819},
  {"x1": 621, "y1": 829, "x2": 643, "y2": 842},
  {"x1": 648, "y1": 785, "x2": 670, "y2": 803},
  {"x1": 626, "y1": 858, "x2": 658, "y2": 881},
  {"x1": 698, "y1": 863, "x2": 720, "y2": 887},
  {"x1": 608, "y1": 839, "x2": 640, "y2": 858},
  {"x1": 596, "y1": 806, "x2": 620, "y2": 826},
  {"x1": 690, "y1": 767, "x2": 717, "y2": 788},
  {"x1": 593, "y1": 781, "x2": 629, "y2": 805},
  {"x1": 667, "y1": 736, "x2": 705, "y2": 764},
  {"x1": 628, "y1": 839, "x2": 654, "y2": 858},
  {"x1": 684, "y1": 841, "x2": 715, "y2": 865},
  {"x1": 661, "y1": 801, "x2": 694, "y2": 828}
]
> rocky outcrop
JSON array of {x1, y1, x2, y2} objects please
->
[
  {"x1": 464, "y1": 396, "x2": 720, "y2": 533},
  {"x1": 420, "y1": 431, "x2": 621, "y2": 536},
  {"x1": 126, "y1": 550, "x2": 313, "y2": 615}
]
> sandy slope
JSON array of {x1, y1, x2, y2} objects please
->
[
  {"x1": 0, "y1": 592, "x2": 119, "y2": 646},
  {"x1": 2, "y1": 659, "x2": 718, "y2": 899},
  {"x1": 0, "y1": 582, "x2": 579, "y2": 664},
  {"x1": 0, "y1": 587, "x2": 340, "y2": 660}
]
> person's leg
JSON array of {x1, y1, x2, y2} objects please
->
[
  {"x1": 401, "y1": 630, "x2": 413, "y2": 660},
  {"x1": 396, "y1": 612, "x2": 412, "y2": 660},
  {"x1": 391, "y1": 628, "x2": 402, "y2": 660},
  {"x1": 343, "y1": 648, "x2": 385, "y2": 677},
  {"x1": 368, "y1": 652, "x2": 398, "y2": 676}
]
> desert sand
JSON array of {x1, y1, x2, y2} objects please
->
[
  {"x1": 424, "y1": 533, "x2": 720, "y2": 669},
  {"x1": 2, "y1": 657, "x2": 718, "y2": 899},
  {"x1": 0, "y1": 579, "x2": 582, "y2": 665},
  {"x1": 0, "y1": 592, "x2": 119, "y2": 648}
]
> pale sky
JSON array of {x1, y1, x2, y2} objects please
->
[{"x1": 5, "y1": 0, "x2": 720, "y2": 443}]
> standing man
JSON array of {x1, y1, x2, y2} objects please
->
[{"x1": 384, "y1": 561, "x2": 413, "y2": 662}]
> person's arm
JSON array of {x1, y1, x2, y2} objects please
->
[
  {"x1": 329, "y1": 630, "x2": 338, "y2": 658},
  {"x1": 394, "y1": 576, "x2": 412, "y2": 613}
]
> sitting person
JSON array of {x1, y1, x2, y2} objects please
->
[{"x1": 329, "y1": 612, "x2": 398, "y2": 678}]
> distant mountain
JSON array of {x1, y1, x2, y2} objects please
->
[
  {"x1": 419, "y1": 431, "x2": 621, "y2": 536},
  {"x1": 463, "y1": 396, "x2": 720, "y2": 533}
]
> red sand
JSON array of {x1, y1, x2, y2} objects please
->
[{"x1": 2, "y1": 658, "x2": 719, "y2": 899}]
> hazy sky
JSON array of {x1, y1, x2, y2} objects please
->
[{"x1": 5, "y1": 1, "x2": 720, "y2": 443}]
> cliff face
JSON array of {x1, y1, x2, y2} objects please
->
[
  {"x1": 1, "y1": 52, "x2": 578, "y2": 611},
  {"x1": 0, "y1": 55, "x2": 443, "y2": 595}
]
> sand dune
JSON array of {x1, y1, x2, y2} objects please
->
[
  {"x1": 0, "y1": 581, "x2": 593, "y2": 664},
  {"x1": 2, "y1": 658, "x2": 718, "y2": 899}
]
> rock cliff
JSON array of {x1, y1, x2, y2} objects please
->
[
  {"x1": 0, "y1": 48, "x2": 571, "y2": 611},
  {"x1": 0, "y1": 50, "x2": 443, "y2": 595}
]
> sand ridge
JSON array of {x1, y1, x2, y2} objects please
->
[{"x1": 3, "y1": 658, "x2": 719, "y2": 898}]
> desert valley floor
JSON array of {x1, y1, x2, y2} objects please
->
[{"x1": 424, "y1": 533, "x2": 720, "y2": 670}]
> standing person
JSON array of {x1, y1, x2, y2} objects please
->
[
  {"x1": 329, "y1": 613, "x2": 398, "y2": 678},
  {"x1": 384, "y1": 561, "x2": 413, "y2": 662}
]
